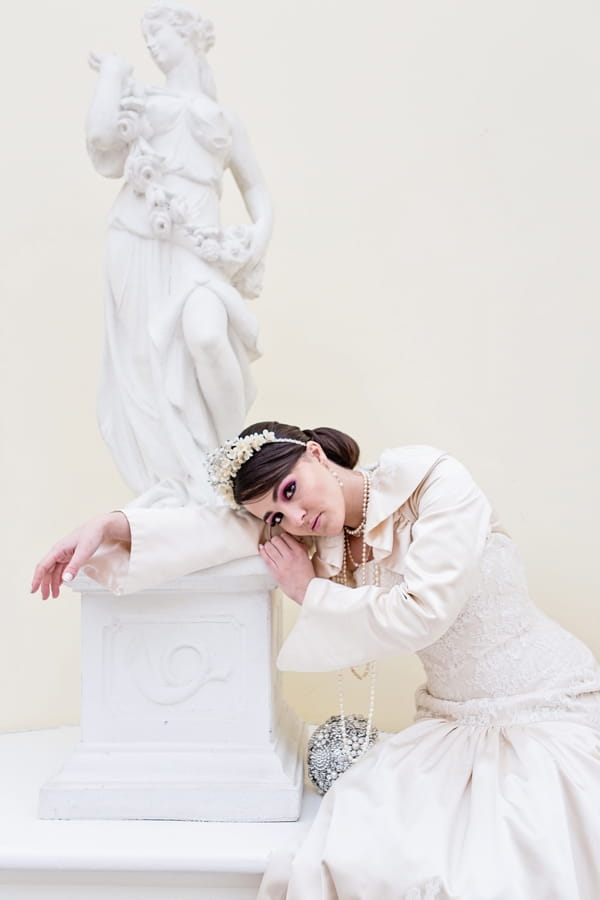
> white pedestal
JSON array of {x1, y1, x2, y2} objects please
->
[
  {"x1": 39, "y1": 559, "x2": 305, "y2": 822},
  {"x1": 2, "y1": 727, "x2": 321, "y2": 900}
]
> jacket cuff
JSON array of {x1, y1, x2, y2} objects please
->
[{"x1": 276, "y1": 578, "x2": 375, "y2": 672}]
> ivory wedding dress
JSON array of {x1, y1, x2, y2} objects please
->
[{"x1": 258, "y1": 534, "x2": 600, "y2": 899}]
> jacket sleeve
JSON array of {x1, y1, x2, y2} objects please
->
[
  {"x1": 276, "y1": 456, "x2": 492, "y2": 672},
  {"x1": 82, "y1": 505, "x2": 265, "y2": 595}
]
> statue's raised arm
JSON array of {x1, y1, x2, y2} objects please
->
[
  {"x1": 86, "y1": 52, "x2": 136, "y2": 176},
  {"x1": 85, "y1": 4, "x2": 273, "y2": 508}
]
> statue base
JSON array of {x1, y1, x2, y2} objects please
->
[{"x1": 39, "y1": 560, "x2": 305, "y2": 822}]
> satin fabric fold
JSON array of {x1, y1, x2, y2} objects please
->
[{"x1": 258, "y1": 718, "x2": 600, "y2": 900}]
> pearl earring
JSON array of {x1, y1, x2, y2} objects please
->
[{"x1": 327, "y1": 465, "x2": 344, "y2": 488}]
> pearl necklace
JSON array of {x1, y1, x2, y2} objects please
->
[
  {"x1": 343, "y1": 469, "x2": 371, "y2": 537},
  {"x1": 338, "y1": 469, "x2": 378, "y2": 762},
  {"x1": 341, "y1": 469, "x2": 371, "y2": 580}
]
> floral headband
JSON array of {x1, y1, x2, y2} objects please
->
[{"x1": 206, "y1": 429, "x2": 306, "y2": 508}]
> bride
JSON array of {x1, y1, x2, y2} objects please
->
[{"x1": 32, "y1": 421, "x2": 600, "y2": 898}]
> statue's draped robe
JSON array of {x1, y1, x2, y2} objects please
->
[{"x1": 90, "y1": 87, "x2": 259, "y2": 504}]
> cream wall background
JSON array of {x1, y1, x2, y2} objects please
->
[{"x1": 2, "y1": 1, "x2": 599, "y2": 733}]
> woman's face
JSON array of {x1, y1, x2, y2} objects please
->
[
  {"x1": 143, "y1": 19, "x2": 189, "y2": 73},
  {"x1": 242, "y1": 443, "x2": 346, "y2": 538}
]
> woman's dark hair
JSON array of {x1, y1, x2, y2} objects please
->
[{"x1": 233, "y1": 421, "x2": 360, "y2": 505}]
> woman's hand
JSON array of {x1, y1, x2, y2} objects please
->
[
  {"x1": 31, "y1": 512, "x2": 131, "y2": 601},
  {"x1": 258, "y1": 534, "x2": 315, "y2": 605}
]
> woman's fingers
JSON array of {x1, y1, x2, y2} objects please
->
[
  {"x1": 31, "y1": 520, "x2": 106, "y2": 599},
  {"x1": 35, "y1": 561, "x2": 62, "y2": 601},
  {"x1": 259, "y1": 534, "x2": 307, "y2": 570},
  {"x1": 63, "y1": 533, "x2": 101, "y2": 581},
  {"x1": 50, "y1": 561, "x2": 67, "y2": 600},
  {"x1": 272, "y1": 534, "x2": 305, "y2": 553},
  {"x1": 31, "y1": 545, "x2": 71, "y2": 596},
  {"x1": 33, "y1": 552, "x2": 74, "y2": 600},
  {"x1": 258, "y1": 535, "x2": 314, "y2": 605},
  {"x1": 33, "y1": 549, "x2": 75, "y2": 599},
  {"x1": 279, "y1": 533, "x2": 306, "y2": 552},
  {"x1": 259, "y1": 542, "x2": 281, "y2": 567},
  {"x1": 260, "y1": 535, "x2": 293, "y2": 565},
  {"x1": 260, "y1": 537, "x2": 284, "y2": 564}
]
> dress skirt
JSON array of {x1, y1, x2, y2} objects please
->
[{"x1": 258, "y1": 715, "x2": 600, "y2": 899}]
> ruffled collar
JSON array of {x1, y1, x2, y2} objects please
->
[{"x1": 312, "y1": 445, "x2": 444, "y2": 578}]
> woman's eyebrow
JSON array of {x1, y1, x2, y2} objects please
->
[
  {"x1": 261, "y1": 478, "x2": 287, "y2": 521},
  {"x1": 271, "y1": 477, "x2": 285, "y2": 501}
]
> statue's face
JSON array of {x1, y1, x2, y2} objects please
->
[{"x1": 143, "y1": 19, "x2": 189, "y2": 73}]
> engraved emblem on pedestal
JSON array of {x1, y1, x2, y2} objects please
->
[{"x1": 105, "y1": 616, "x2": 242, "y2": 719}]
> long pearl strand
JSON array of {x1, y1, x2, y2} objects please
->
[
  {"x1": 338, "y1": 469, "x2": 379, "y2": 762},
  {"x1": 344, "y1": 469, "x2": 371, "y2": 537}
]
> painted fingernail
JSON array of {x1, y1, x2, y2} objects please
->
[{"x1": 62, "y1": 572, "x2": 73, "y2": 582}]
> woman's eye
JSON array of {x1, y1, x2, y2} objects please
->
[{"x1": 270, "y1": 481, "x2": 296, "y2": 526}]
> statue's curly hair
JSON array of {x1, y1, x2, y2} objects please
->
[{"x1": 141, "y1": 3, "x2": 215, "y2": 55}]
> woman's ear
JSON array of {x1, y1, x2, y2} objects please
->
[{"x1": 305, "y1": 440, "x2": 325, "y2": 463}]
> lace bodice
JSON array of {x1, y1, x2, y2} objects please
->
[{"x1": 362, "y1": 532, "x2": 600, "y2": 728}]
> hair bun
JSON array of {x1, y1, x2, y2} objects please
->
[{"x1": 305, "y1": 426, "x2": 360, "y2": 469}]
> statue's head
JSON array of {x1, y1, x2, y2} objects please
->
[{"x1": 141, "y1": 3, "x2": 215, "y2": 72}]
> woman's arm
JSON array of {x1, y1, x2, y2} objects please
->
[
  {"x1": 32, "y1": 506, "x2": 266, "y2": 599},
  {"x1": 96, "y1": 505, "x2": 265, "y2": 594},
  {"x1": 276, "y1": 456, "x2": 492, "y2": 672}
]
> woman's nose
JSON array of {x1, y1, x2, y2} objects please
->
[{"x1": 291, "y1": 506, "x2": 306, "y2": 526}]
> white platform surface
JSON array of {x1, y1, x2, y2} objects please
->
[{"x1": 0, "y1": 726, "x2": 321, "y2": 899}]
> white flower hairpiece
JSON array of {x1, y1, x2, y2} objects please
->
[{"x1": 206, "y1": 429, "x2": 306, "y2": 508}]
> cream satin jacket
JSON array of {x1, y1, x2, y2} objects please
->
[{"x1": 84, "y1": 446, "x2": 502, "y2": 673}]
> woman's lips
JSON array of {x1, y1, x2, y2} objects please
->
[{"x1": 312, "y1": 513, "x2": 322, "y2": 532}]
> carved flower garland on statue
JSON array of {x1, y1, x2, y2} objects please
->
[
  {"x1": 123, "y1": 140, "x2": 164, "y2": 194},
  {"x1": 120, "y1": 114, "x2": 262, "y2": 298}
]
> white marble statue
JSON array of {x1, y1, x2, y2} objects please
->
[{"x1": 86, "y1": 3, "x2": 273, "y2": 506}]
